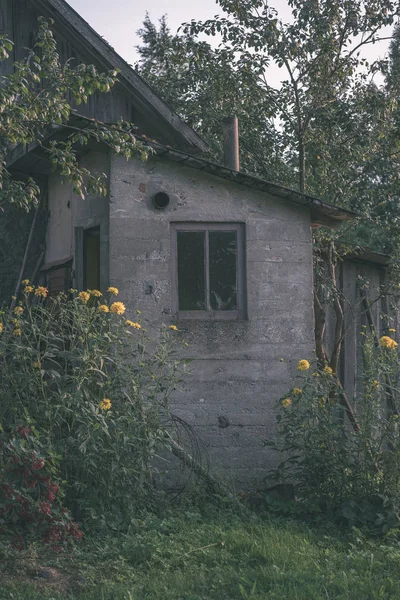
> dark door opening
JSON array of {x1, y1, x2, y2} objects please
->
[{"x1": 84, "y1": 227, "x2": 100, "y2": 290}]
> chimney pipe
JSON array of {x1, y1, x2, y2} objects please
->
[{"x1": 222, "y1": 115, "x2": 239, "y2": 171}]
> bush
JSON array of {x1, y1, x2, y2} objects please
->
[
  {"x1": 0, "y1": 286, "x2": 187, "y2": 528},
  {"x1": 0, "y1": 424, "x2": 82, "y2": 551},
  {"x1": 267, "y1": 334, "x2": 400, "y2": 534}
]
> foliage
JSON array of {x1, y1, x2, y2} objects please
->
[
  {"x1": 135, "y1": 15, "x2": 287, "y2": 182},
  {"x1": 3, "y1": 507, "x2": 400, "y2": 599},
  {"x1": 268, "y1": 334, "x2": 400, "y2": 534},
  {"x1": 0, "y1": 287, "x2": 187, "y2": 525},
  {"x1": 0, "y1": 424, "x2": 82, "y2": 552},
  {"x1": 0, "y1": 17, "x2": 149, "y2": 211}
]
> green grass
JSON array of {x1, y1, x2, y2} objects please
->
[{"x1": 2, "y1": 506, "x2": 400, "y2": 599}]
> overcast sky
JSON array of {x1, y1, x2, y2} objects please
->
[
  {"x1": 66, "y1": 0, "x2": 224, "y2": 66},
  {"x1": 66, "y1": 0, "x2": 393, "y2": 82}
]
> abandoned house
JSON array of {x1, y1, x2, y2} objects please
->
[{"x1": 2, "y1": 0, "x2": 386, "y2": 487}]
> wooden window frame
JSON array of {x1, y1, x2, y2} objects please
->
[{"x1": 171, "y1": 222, "x2": 246, "y2": 320}]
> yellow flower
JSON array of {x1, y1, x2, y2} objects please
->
[
  {"x1": 380, "y1": 335, "x2": 398, "y2": 350},
  {"x1": 107, "y1": 287, "x2": 119, "y2": 296},
  {"x1": 389, "y1": 328, "x2": 396, "y2": 333},
  {"x1": 323, "y1": 366, "x2": 333, "y2": 375},
  {"x1": 13, "y1": 328, "x2": 21, "y2": 336},
  {"x1": 0, "y1": 323, "x2": 3, "y2": 334},
  {"x1": 98, "y1": 304, "x2": 109, "y2": 313},
  {"x1": 32, "y1": 361, "x2": 41, "y2": 369},
  {"x1": 99, "y1": 398, "x2": 112, "y2": 411},
  {"x1": 35, "y1": 286, "x2": 48, "y2": 298},
  {"x1": 89, "y1": 289, "x2": 102, "y2": 297},
  {"x1": 24, "y1": 285, "x2": 34, "y2": 294},
  {"x1": 13, "y1": 306, "x2": 24, "y2": 316},
  {"x1": 169, "y1": 325, "x2": 178, "y2": 331},
  {"x1": 372, "y1": 380, "x2": 380, "y2": 388},
  {"x1": 21, "y1": 279, "x2": 30, "y2": 285},
  {"x1": 126, "y1": 320, "x2": 141, "y2": 329},
  {"x1": 297, "y1": 359, "x2": 310, "y2": 371},
  {"x1": 293, "y1": 388, "x2": 302, "y2": 395},
  {"x1": 11, "y1": 296, "x2": 16, "y2": 301},
  {"x1": 281, "y1": 398, "x2": 292, "y2": 408},
  {"x1": 78, "y1": 291, "x2": 90, "y2": 303},
  {"x1": 110, "y1": 302, "x2": 126, "y2": 315}
]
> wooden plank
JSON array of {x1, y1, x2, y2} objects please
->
[{"x1": 341, "y1": 261, "x2": 358, "y2": 401}]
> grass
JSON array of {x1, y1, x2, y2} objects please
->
[{"x1": 2, "y1": 506, "x2": 400, "y2": 599}]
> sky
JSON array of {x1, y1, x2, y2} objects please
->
[
  {"x1": 66, "y1": 0, "x2": 393, "y2": 83},
  {"x1": 66, "y1": 0, "x2": 224, "y2": 67}
]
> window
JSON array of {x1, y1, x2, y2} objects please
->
[{"x1": 171, "y1": 223, "x2": 246, "y2": 319}]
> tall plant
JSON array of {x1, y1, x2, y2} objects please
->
[
  {"x1": 268, "y1": 334, "x2": 400, "y2": 534},
  {"x1": 0, "y1": 286, "x2": 187, "y2": 524}
]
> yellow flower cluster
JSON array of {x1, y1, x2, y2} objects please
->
[
  {"x1": 78, "y1": 291, "x2": 90, "y2": 303},
  {"x1": 99, "y1": 398, "x2": 112, "y2": 411},
  {"x1": 32, "y1": 361, "x2": 41, "y2": 369},
  {"x1": 126, "y1": 320, "x2": 141, "y2": 329},
  {"x1": 372, "y1": 380, "x2": 380, "y2": 388},
  {"x1": 389, "y1": 328, "x2": 396, "y2": 333},
  {"x1": 13, "y1": 306, "x2": 24, "y2": 316},
  {"x1": 110, "y1": 302, "x2": 126, "y2": 315},
  {"x1": 323, "y1": 365, "x2": 333, "y2": 375},
  {"x1": 380, "y1": 336, "x2": 398, "y2": 350},
  {"x1": 297, "y1": 359, "x2": 310, "y2": 371},
  {"x1": 98, "y1": 305, "x2": 109, "y2": 313},
  {"x1": 89, "y1": 289, "x2": 102, "y2": 297},
  {"x1": 13, "y1": 328, "x2": 21, "y2": 336},
  {"x1": 292, "y1": 388, "x2": 302, "y2": 395},
  {"x1": 281, "y1": 398, "x2": 292, "y2": 408},
  {"x1": 35, "y1": 286, "x2": 48, "y2": 298},
  {"x1": 107, "y1": 287, "x2": 119, "y2": 296},
  {"x1": 169, "y1": 325, "x2": 178, "y2": 331},
  {"x1": 21, "y1": 279, "x2": 30, "y2": 285},
  {"x1": 24, "y1": 285, "x2": 34, "y2": 294}
]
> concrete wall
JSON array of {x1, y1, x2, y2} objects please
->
[
  {"x1": 45, "y1": 150, "x2": 109, "y2": 288},
  {"x1": 109, "y1": 154, "x2": 315, "y2": 489}
]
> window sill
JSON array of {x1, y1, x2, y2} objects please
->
[{"x1": 175, "y1": 310, "x2": 246, "y2": 321}]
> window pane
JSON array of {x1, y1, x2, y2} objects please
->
[
  {"x1": 209, "y1": 231, "x2": 237, "y2": 310},
  {"x1": 177, "y1": 231, "x2": 206, "y2": 310}
]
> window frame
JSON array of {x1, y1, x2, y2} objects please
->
[{"x1": 171, "y1": 222, "x2": 246, "y2": 320}]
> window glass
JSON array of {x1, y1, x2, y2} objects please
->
[
  {"x1": 177, "y1": 231, "x2": 206, "y2": 310},
  {"x1": 209, "y1": 231, "x2": 237, "y2": 310}
]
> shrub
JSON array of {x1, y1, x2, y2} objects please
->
[
  {"x1": 0, "y1": 425, "x2": 82, "y2": 551},
  {"x1": 267, "y1": 336, "x2": 400, "y2": 534},
  {"x1": 0, "y1": 287, "x2": 187, "y2": 526}
]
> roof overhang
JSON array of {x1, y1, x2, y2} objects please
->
[{"x1": 7, "y1": 119, "x2": 355, "y2": 229}]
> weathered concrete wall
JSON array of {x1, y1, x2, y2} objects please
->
[
  {"x1": 109, "y1": 154, "x2": 315, "y2": 488},
  {"x1": 45, "y1": 150, "x2": 109, "y2": 287}
]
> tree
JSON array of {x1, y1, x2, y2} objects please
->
[
  {"x1": 0, "y1": 17, "x2": 148, "y2": 212},
  {"x1": 136, "y1": 14, "x2": 289, "y2": 182},
  {"x1": 184, "y1": 0, "x2": 399, "y2": 196}
]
